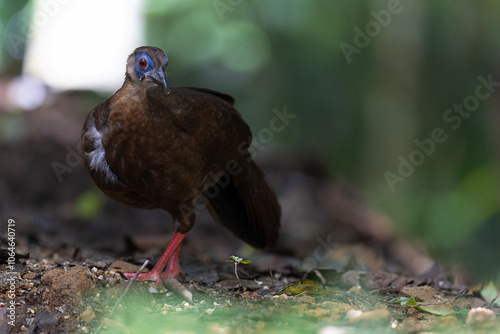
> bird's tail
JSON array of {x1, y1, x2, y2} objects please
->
[{"x1": 203, "y1": 161, "x2": 281, "y2": 249}]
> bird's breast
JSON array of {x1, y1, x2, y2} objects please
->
[{"x1": 102, "y1": 109, "x2": 207, "y2": 205}]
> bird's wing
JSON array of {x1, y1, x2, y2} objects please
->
[
  {"x1": 147, "y1": 87, "x2": 280, "y2": 249},
  {"x1": 178, "y1": 87, "x2": 235, "y2": 106},
  {"x1": 146, "y1": 86, "x2": 252, "y2": 163}
]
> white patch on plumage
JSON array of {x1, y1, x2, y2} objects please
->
[{"x1": 86, "y1": 124, "x2": 122, "y2": 185}]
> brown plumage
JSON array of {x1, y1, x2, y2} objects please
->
[{"x1": 81, "y1": 46, "x2": 280, "y2": 284}]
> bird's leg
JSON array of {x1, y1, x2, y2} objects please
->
[
  {"x1": 123, "y1": 232, "x2": 186, "y2": 286},
  {"x1": 161, "y1": 242, "x2": 185, "y2": 279}
]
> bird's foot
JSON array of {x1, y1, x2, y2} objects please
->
[
  {"x1": 123, "y1": 270, "x2": 164, "y2": 286},
  {"x1": 161, "y1": 247, "x2": 186, "y2": 279},
  {"x1": 122, "y1": 232, "x2": 186, "y2": 286},
  {"x1": 122, "y1": 265, "x2": 184, "y2": 286},
  {"x1": 157, "y1": 267, "x2": 185, "y2": 280}
]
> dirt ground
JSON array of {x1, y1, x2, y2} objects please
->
[{"x1": 1, "y1": 91, "x2": 499, "y2": 333}]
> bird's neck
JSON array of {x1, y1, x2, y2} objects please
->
[
  {"x1": 108, "y1": 77, "x2": 150, "y2": 123},
  {"x1": 114, "y1": 77, "x2": 148, "y2": 105}
]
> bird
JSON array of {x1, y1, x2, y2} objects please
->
[{"x1": 81, "y1": 46, "x2": 281, "y2": 286}]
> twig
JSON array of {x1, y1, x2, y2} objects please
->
[
  {"x1": 485, "y1": 291, "x2": 499, "y2": 309},
  {"x1": 162, "y1": 278, "x2": 193, "y2": 302},
  {"x1": 313, "y1": 269, "x2": 326, "y2": 285},
  {"x1": 412, "y1": 288, "x2": 469, "y2": 307},
  {"x1": 93, "y1": 260, "x2": 149, "y2": 334},
  {"x1": 269, "y1": 267, "x2": 274, "y2": 288},
  {"x1": 453, "y1": 288, "x2": 469, "y2": 301},
  {"x1": 389, "y1": 288, "x2": 470, "y2": 309},
  {"x1": 189, "y1": 280, "x2": 203, "y2": 291}
]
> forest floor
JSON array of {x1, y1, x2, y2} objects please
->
[
  {"x1": 1, "y1": 91, "x2": 499, "y2": 333},
  {"x1": 1, "y1": 246, "x2": 499, "y2": 333}
]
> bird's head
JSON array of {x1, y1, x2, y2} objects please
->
[{"x1": 126, "y1": 46, "x2": 168, "y2": 89}]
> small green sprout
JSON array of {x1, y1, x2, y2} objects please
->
[{"x1": 225, "y1": 255, "x2": 251, "y2": 288}]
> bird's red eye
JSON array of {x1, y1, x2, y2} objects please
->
[{"x1": 138, "y1": 57, "x2": 148, "y2": 68}]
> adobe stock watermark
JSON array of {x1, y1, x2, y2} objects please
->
[
  {"x1": 213, "y1": 0, "x2": 243, "y2": 21},
  {"x1": 52, "y1": 105, "x2": 296, "y2": 186},
  {"x1": 302, "y1": 234, "x2": 338, "y2": 271},
  {"x1": 340, "y1": 0, "x2": 411, "y2": 64},
  {"x1": 5, "y1": 219, "x2": 17, "y2": 327},
  {"x1": 384, "y1": 74, "x2": 500, "y2": 192},
  {"x1": 179, "y1": 105, "x2": 296, "y2": 217},
  {"x1": 4, "y1": 0, "x2": 69, "y2": 59},
  {"x1": 52, "y1": 142, "x2": 83, "y2": 183}
]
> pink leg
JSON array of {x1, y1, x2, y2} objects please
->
[
  {"x1": 123, "y1": 232, "x2": 186, "y2": 286},
  {"x1": 161, "y1": 242, "x2": 185, "y2": 279}
]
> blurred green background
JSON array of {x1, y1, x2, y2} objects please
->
[{"x1": 0, "y1": 0, "x2": 499, "y2": 279}]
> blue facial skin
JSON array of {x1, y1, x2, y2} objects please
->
[
  {"x1": 134, "y1": 53, "x2": 155, "y2": 80},
  {"x1": 134, "y1": 52, "x2": 168, "y2": 88}
]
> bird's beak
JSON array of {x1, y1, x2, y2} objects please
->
[{"x1": 147, "y1": 70, "x2": 168, "y2": 89}]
